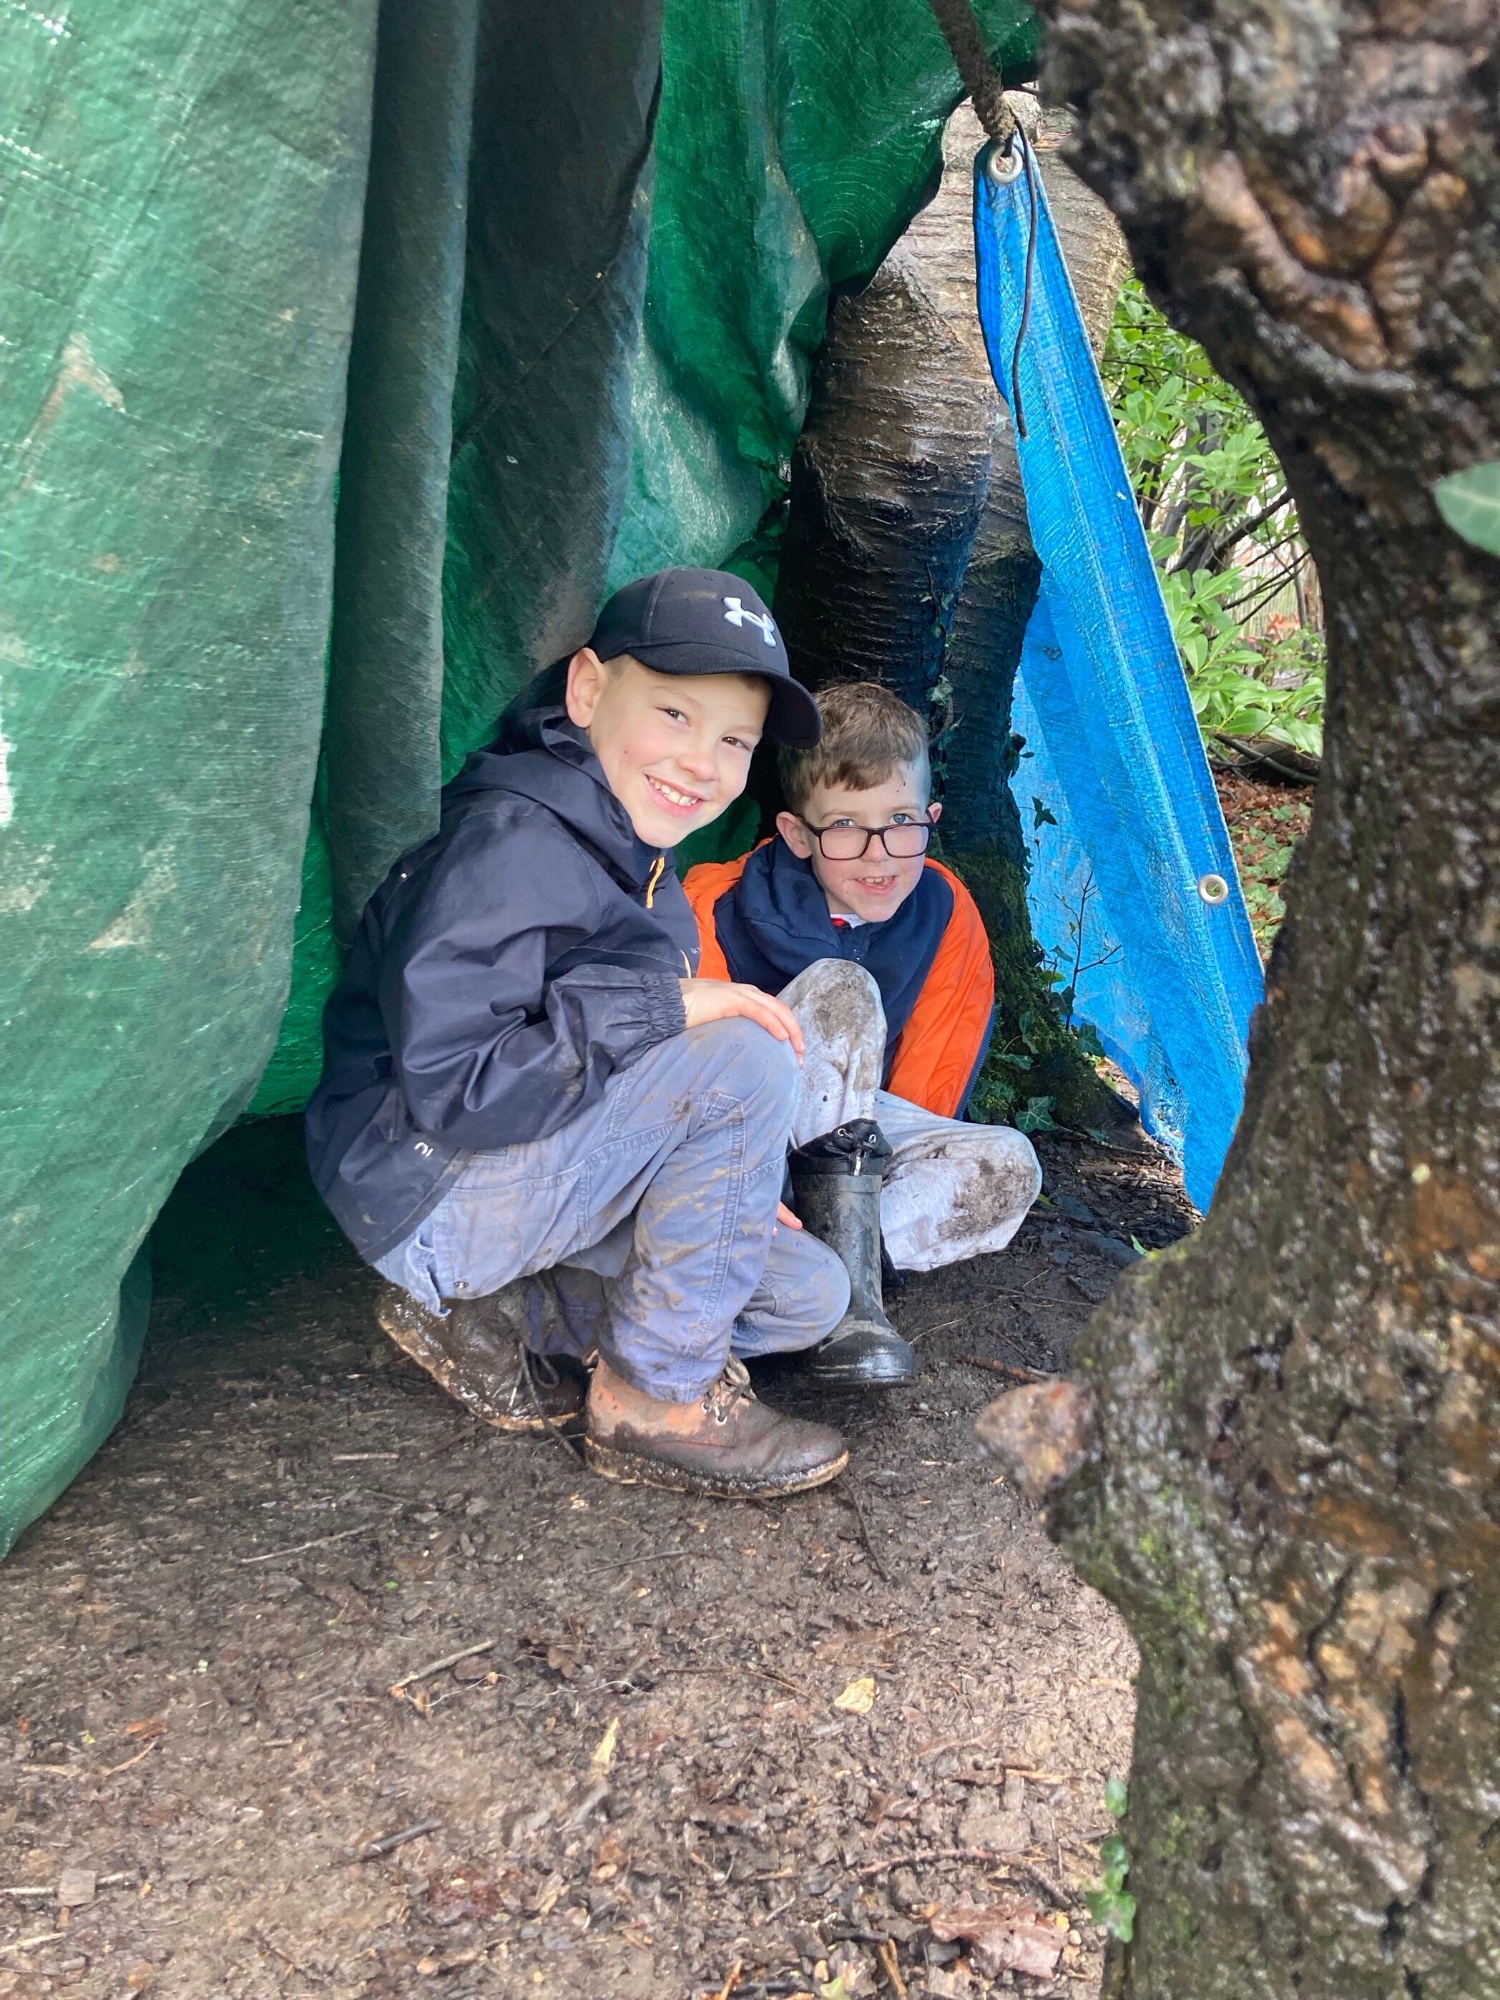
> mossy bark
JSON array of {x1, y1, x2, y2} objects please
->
[
  {"x1": 773, "y1": 102, "x2": 1131, "y2": 1129},
  {"x1": 981, "y1": 7, "x2": 1500, "y2": 1992}
]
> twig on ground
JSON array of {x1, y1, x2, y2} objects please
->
[
  {"x1": 658, "y1": 1661, "x2": 813, "y2": 1700},
  {"x1": 836, "y1": 1474, "x2": 891, "y2": 1581},
  {"x1": 581, "y1": 1547, "x2": 695, "y2": 1575},
  {"x1": 99, "y1": 1740, "x2": 159, "y2": 1778},
  {"x1": 389, "y1": 1638, "x2": 495, "y2": 1691},
  {"x1": 347, "y1": 1817, "x2": 442, "y2": 1861},
  {"x1": 905, "y1": 1315, "x2": 968, "y2": 1342},
  {"x1": 1011, "y1": 1859, "x2": 1080, "y2": 1909},
  {"x1": 877, "y1": 1937, "x2": 909, "y2": 2000},
  {"x1": 857, "y1": 1846, "x2": 1010, "y2": 1878},
  {"x1": 0, "y1": 1888, "x2": 52, "y2": 1900},
  {"x1": 743, "y1": 1662, "x2": 813, "y2": 1699},
  {"x1": 0, "y1": 1933, "x2": 65, "y2": 1956},
  {"x1": 958, "y1": 1355, "x2": 1051, "y2": 1384},
  {"x1": 238, "y1": 1523, "x2": 377, "y2": 1565},
  {"x1": 711, "y1": 1955, "x2": 744, "y2": 2000},
  {"x1": 329, "y1": 1452, "x2": 401, "y2": 1463}
]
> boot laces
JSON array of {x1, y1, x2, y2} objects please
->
[{"x1": 702, "y1": 1356, "x2": 753, "y2": 1426}]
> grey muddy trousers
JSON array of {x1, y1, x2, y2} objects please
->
[
  {"x1": 375, "y1": 1016, "x2": 850, "y2": 1403},
  {"x1": 781, "y1": 961, "x2": 1042, "y2": 1271},
  {"x1": 375, "y1": 960, "x2": 1039, "y2": 1401}
]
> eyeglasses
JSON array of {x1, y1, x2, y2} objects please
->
[{"x1": 800, "y1": 815, "x2": 935, "y2": 861}]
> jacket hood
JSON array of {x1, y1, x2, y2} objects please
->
[
  {"x1": 733, "y1": 837, "x2": 842, "y2": 976},
  {"x1": 444, "y1": 707, "x2": 668, "y2": 895}
]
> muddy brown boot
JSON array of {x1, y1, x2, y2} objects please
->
[
  {"x1": 583, "y1": 1357, "x2": 848, "y2": 1498},
  {"x1": 376, "y1": 1281, "x2": 587, "y2": 1434}
]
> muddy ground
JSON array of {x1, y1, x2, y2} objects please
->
[{"x1": 0, "y1": 1114, "x2": 1195, "y2": 2000}]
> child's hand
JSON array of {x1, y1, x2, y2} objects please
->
[
  {"x1": 775, "y1": 1202, "x2": 803, "y2": 1231},
  {"x1": 679, "y1": 979, "x2": 805, "y2": 1057}
]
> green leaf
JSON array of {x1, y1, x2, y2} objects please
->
[
  {"x1": 1434, "y1": 462, "x2": 1500, "y2": 556},
  {"x1": 1106, "y1": 1776, "x2": 1131, "y2": 1822},
  {"x1": 1100, "y1": 1834, "x2": 1130, "y2": 1874},
  {"x1": 1015, "y1": 1094, "x2": 1062, "y2": 1135},
  {"x1": 1086, "y1": 1887, "x2": 1138, "y2": 1942}
]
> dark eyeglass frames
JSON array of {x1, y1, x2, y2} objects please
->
[{"x1": 799, "y1": 815, "x2": 935, "y2": 861}]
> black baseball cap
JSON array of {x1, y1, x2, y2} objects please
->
[{"x1": 587, "y1": 568, "x2": 821, "y2": 747}]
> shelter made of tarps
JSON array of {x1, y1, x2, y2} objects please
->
[
  {"x1": 0, "y1": 0, "x2": 1039, "y2": 1554},
  {"x1": 973, "y1": 143, "x2": 1265, "y2": 1211}
]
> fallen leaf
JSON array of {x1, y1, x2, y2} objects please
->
[
  {"x1": 124, "y1": 1718, "x2": 166, "y2": 1739},
  {"x1": 590, "y1": 1715, "x2": 621, "y2": 1774},
  {"x1": 833, "y1": 1676, "x2": 877, "y2": 1715},
  {"x1": 929, "y1": 1898, "x2": 1063, "y2": 1979}
]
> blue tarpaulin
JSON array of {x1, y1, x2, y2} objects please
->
[{"x1": 972, "y1": 141, "x2": 1265, "y2": 1211}]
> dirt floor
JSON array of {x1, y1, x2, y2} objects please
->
[{"x1": 0, "y1": 1114, "x2": 1197, "y2": 2000}]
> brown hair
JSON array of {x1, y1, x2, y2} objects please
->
[{"x1": 778, "y1": 681, "x2": 929, "y2": 813}]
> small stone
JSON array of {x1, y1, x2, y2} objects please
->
[
  {"x1": 888, "y1": 1867, "x2": 924, "y2": 1912},
  {"x1": 125, "y1": 1965, "x2": 158, "y2": 1993},
  {"x1": 56, "y1": 1868, "x2": 95, "y2": 1908},
  {"x1": 926, "y1": 1969, "x2": 973, "y2": 1999}
]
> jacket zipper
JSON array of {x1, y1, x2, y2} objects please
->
[{"x1": 644, "y1": 853, "x2": 666, "y2": 908}]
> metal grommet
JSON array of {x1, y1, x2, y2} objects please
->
[
  {"x1": 1198, "y1": 873, "x2": 1230, "y2": 906},
  {"x1": 985, "y1": 138, "x2": 1025, "y2": 186}
]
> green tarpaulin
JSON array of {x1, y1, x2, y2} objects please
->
[{"x1": 0, "y1": 0, "x2": 1037, "y2": 1554}]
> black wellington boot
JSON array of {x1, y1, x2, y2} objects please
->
[{"x1": 787, "y1": 1119, "x2": 917, "y2": 1387}]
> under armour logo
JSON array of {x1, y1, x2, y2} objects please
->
[{"x1": 722, "y1": 596, "x2": 778, "y2": 647}]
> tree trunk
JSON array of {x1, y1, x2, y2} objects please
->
[
  {"x1": 978, "y1": 8, "x2": 1500, "y2": 1995},
  {"x1": 774, "y1": 100, "x2": 1132, "y2": 1126}
]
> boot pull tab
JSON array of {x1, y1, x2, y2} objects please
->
[{"x1": 788, "y1": 1117, "x2": 893, "y2": 1178}]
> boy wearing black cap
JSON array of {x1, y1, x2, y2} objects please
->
[{"x1": 306, "y1": 569, "x2": 851, "y2": 1498}]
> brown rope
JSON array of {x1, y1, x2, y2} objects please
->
[{"x1": 925, "y1": 0, "x2": 1017, "y2": 148}]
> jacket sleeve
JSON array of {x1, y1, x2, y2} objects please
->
[
  {"x1": 380, "y1": 812, "x2": 686, "y2": 1151},
  {"x1": 886, "y1": 862, "x2": 996, "y2": 1119},
  {"x1": 681, "y1": 854, "x2": 748, "y2": 982}
]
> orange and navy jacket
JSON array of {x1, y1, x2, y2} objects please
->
[{"x1": 683, "y1": 838, "x2": 995, "y2": 1119}]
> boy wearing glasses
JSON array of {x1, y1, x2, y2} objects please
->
[{"x1": 685, "y1": 682, "x2": 1041, "y2": 1386}]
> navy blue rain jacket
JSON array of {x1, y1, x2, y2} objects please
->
[{"x1": 306, "y1": 709, "x2": 699, "y2": 1260}]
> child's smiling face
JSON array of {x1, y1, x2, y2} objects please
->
[
  {"x1": 776, "y1": 761, "x2": 938, "y2": 923},
  {"x1": 567, "y1": 650, "x2": 770, "y2": 850}
]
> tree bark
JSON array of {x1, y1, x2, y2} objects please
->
[
  {"x1": 978, "y1": 8, "x2": 1500, "y2": 1994},
  {"x1": 774, "y1": 100, "x2": 1132, "y2": 1125}
]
